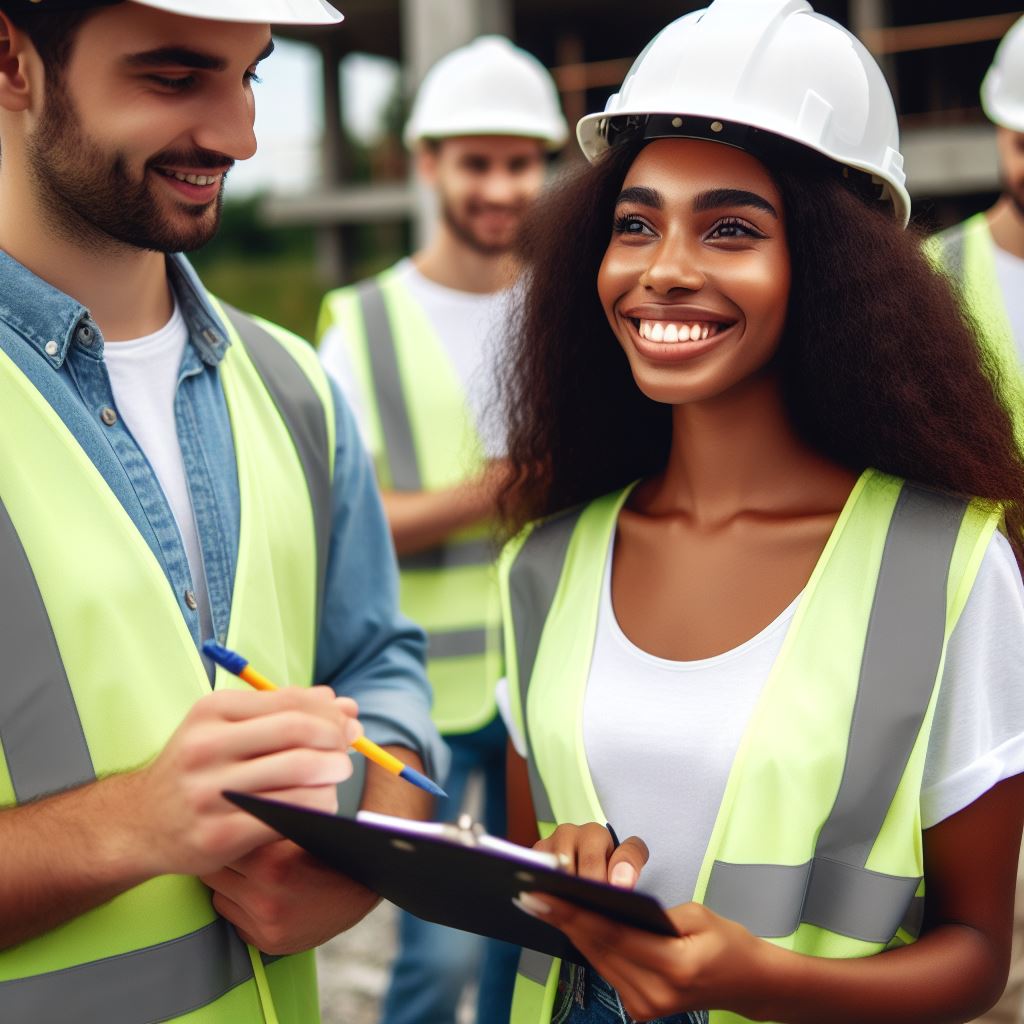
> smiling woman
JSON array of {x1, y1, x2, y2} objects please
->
[{"x1": 495, "y1": 2, "x2": 1024, "y2": 1024}]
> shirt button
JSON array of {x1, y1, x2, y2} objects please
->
[
  {"x1": 99, "y1": 406, "x2": 117, "y2": 426},
  {"x1": 184, "y1": 590, "x2": 198, "y2": 611},
  {"x1": 44, "y1": 340, "x2": 58, "y2": 357},
  {"x1": 77, "y1": 324, "x2": 95, "y2": 346}
]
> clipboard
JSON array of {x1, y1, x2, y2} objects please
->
[{"x1": 227, "y1": 792, "x2": 677, "y2": 965}]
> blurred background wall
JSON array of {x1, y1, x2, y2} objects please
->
[{"x1": 192, "y1": 1, "x2": 1023, "y2": 339}]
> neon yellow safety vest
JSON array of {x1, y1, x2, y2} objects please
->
[
  {"x1": 317, "y1": 267, "x2": 501, "y2": 734},
  {"x1": 0, "y1": 302, "x2": 335, "y2": 1023},
  {"x1": 498, "y1": 469, "x2": 997, "y2": 1024},
  {"x1": 929, "y1": 212, "x2": 1024, "y2": 445}
]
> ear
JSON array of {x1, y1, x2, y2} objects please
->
[
  {"x1": 0, "y1": 12, "x2": 36, "y2": 113},
  {"x1": 416, "y1": 142, "x2": 439, "y2": 186}
]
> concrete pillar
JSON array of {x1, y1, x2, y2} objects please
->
[
  {"x1": 401, "y1": 0, "x2": 513, "y2": 246},
  {"x1": 317, "y1": 39, "x2": 348, "y2": 284},
  {"x1": 849, "y1": 0, "x2": 898, "y2": 105}
]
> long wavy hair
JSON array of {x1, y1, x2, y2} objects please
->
[{"x1": 498, "y1": 140, "x2": 1024, "y2": 566}]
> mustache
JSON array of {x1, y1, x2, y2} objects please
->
[{"x1": 147, "y1": 147, "x2": 235, "y2": 173}]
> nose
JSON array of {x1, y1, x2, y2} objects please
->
[
  {"x1": 192, "y1": 85, "x2": 258, "y2": 164},
  {"x1": 640, "y1": 232, "x2": 706, "y2": 295},
  {"x1": 480, "y1": 169, "x2": 519, "y2": 207}
]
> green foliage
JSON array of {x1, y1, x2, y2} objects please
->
[{"x1": 190, "y1": 196, "x2": 324, "y2": 342}]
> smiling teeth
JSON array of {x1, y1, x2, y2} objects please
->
[
  {"x1": 638, "y1": 319, "x2": 718, "y2": 343},
  {"x1": 166, "y1": 171, "x2": 219, "y2": 186}
]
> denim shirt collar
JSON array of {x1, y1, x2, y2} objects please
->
[{"x1": 0, "y1": 249, "x2": 230, "y2": 368}]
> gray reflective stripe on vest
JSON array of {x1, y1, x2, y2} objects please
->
[
  {"x1": 222, "y1": 305, "x2": 332, "y2": 634},
  {"x1": 507, "y1": 507, "x2": 586, "y2": 824},
  {"x1": 704, "y1": 484, "x2": 967, "y2": 943},
  {"x1": 900, "y1": 895, "x2": 925, "y2": 939},
  {"x1": 428, "y1": 626, "x2": 490, "y2": 659},
  {"x1": 0, "y1": 496, "x2": 95, "y2": 802},
  {"x1": 357, "y1": 278, "x2": 421, "y2": 491},
  {"x1": 399, "y1": 536, "x2": 496, "y2": 572},
  {"x1": 517, "y1": 946, "x2": 555, "y2": 987},
  {"x1": 0, "y1": 917, "x2": 253, "y2": 1022},
  {"x1": 509, "y1": 484, "x2": 966, "y2": 945}
]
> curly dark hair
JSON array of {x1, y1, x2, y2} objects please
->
[{"x1": 498, "y1": 140, "x2": 1024, "y2": 564}]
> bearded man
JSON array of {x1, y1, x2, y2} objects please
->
[
  {"x1": 0, "y1": 3, "x2": 446, "y2": 1021},
  {"x1": 317, "y1": 34, "x2": 566, "y2": 1024}
]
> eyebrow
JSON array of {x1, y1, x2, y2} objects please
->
[
  {"x1": 614, "y1": 186, "x2": 662, "y2": 209},
  {"x1": 123, "y1": 38, "x2": 275, "y2": 72},
  {"x1": 692, "y1": 188, "x2": 778, "y2": 218}
]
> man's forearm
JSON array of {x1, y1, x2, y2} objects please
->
[
  {"x1": 359, "y1": 746, "x2": 435, "y2": 821},
  {"x1": 0, "y1": 772, "x2": 154, "y2": 950},
  {"x1": 382, "y1": 485, "x2": 494, "y2": 556},
  {"x1": 382, "y1": 458, "x2": 511, "y2": 556}
]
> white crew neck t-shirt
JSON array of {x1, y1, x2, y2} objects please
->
[
  {"x1": 319, "y1": 258, "x2": 513, "y2": 459},
  {"x1": 990, "y1": 242, "x2": 1024, "y2": 364},
  {"x1": 498, "y1": 529, "x2": 1024, "y2": 909},
  {"x1": 103, "y1": 304, "x2": 214, "y2": 648}
]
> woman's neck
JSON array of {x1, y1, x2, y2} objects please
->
[{"x1": 638, "y1": 373, "x2": 854, "y2": 524}]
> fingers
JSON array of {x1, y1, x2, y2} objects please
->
[
  {"x1": 534, "y1": 824, "x2": 649, "y2": 887},
  {"x1": 177, "y1": 711, "x2": 352, "y2": 771},
  {"x1": 608, "y1": 835, "x2": 649, "y2": 889}
]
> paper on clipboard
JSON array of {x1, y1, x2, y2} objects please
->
[{"x1": 227, "y1": 792, "x2": 677, "y2": 965}]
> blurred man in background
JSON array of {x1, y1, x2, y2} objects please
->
[
  {"x1": 317, "y1": 34, "x2": 566, "y2": 1024},
  {"x1": 932, "y1": 16, "x2": 1024, "y2": 1024}
]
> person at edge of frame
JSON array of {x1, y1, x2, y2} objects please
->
[
  {"x1": 492, "y1": 2, "x2": 1024, "y2": 1023},
  {"x1": 316, "y1": 34, "x2": 567, "y2": 1024},
  {"x1": 930, "y1": 20, "x2": 1024, "y2": 1024},
  {"x1": 0, "y1": 2, "x2": 447, "y2": 1023}
]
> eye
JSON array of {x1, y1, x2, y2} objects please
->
[
  {"x1": 148, "y1": 74, "x2": 196, "y2": 91},
  {"x1": 244, "y1": 69, "x2": 263, "y2": 86},
  {"x1": 612, "y1": 213, "x2": 655, "y2": 237},
  {"x1": 707, "y1": 216, "x2": 766, "y2": 241}
]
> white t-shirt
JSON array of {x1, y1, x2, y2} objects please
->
[
  {"x1": 497, "y1": 530, "x2": 1024, "y2": 909},
  {"x1": 319, "y1": 258, "x2": 513, "y2": 460},
  {"x1": 103, "y1": 304, "x2": 214, "y2": 648},
  {"x1": 990, "y1": 242, "x2": 1024, "y2": 364}
]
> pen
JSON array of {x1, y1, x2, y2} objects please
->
[
  {"x1": 202, "y1": 640, "x2": 447, "y2": 799},
  {"x1": 606, "y1": 822, "x2": 621, "y2": 849}
]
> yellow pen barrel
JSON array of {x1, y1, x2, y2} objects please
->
[
  {"x1": 352, "y1": 736, "x2": 404, "y2": 775},
  {"x1": 239, "y1": 666, "x2": 277, "y2": 692}
]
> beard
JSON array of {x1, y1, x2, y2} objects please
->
[
  {"x1": 439, "y1": 192, "x2": 524, "y2": 258},
  {"x1": 26, "y1": 76, "x2": 230, "y2": 254}
]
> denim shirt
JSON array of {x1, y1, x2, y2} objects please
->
[{"x1": 0, "y1": 250, "x2": 447, "y2": 778}]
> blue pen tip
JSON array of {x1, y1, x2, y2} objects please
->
[
  {"x1": 202, "y1": 640, "x2": 249, "y2": 675},
  {"x1": 399, "y1": 765, "x2": 447, "y2": 799}
]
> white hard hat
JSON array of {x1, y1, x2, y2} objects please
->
[
  {"x1": 982, "y1": 15, "x2": 1024, "y2": 132},
  {"x1": 577, "y1": 0, "x2": 910, "y2": 226},
  {"x1": 404, "y1": 36, "x2": 567, "y2": 150},
  {"x1": 8, "y1": 0, "x2": 343, "y2": 24}
]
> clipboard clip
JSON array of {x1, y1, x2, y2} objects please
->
[{"x1": 439, "y1": 813, "x2": 487, "y2": 848}]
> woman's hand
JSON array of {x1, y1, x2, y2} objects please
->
[
  {"x1": 534, "y1": 822, "x2": 650, "y2": 888},
  {"x1": 515, "y1": 894, "x2": 771, "y2": 1023}
]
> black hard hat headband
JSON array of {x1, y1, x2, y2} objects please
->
[{"x1": 606, "y1": 112, "x2": 888, "y2": 211}]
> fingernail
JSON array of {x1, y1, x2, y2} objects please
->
[
  {"x1": 513, "y1": 892, "x2": 552, "y2": 917},
  {"x1": 610, "y1": 863, "x2": 638, "y2": 888}
]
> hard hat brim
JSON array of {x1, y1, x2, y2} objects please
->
[
  {"x1": 578, "y1": 110, "x2": 912, "y2": 228},
  {"x1": 35, "y1": 0, "x2": 346, "y2": 24}
]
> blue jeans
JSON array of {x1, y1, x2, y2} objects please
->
[
  {"x1": 381, "y1": 715, "x2": 520, "y2": 1024},
  {"x1": 553, "y1": 964, "x2": 708, "y2": 1024}
]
